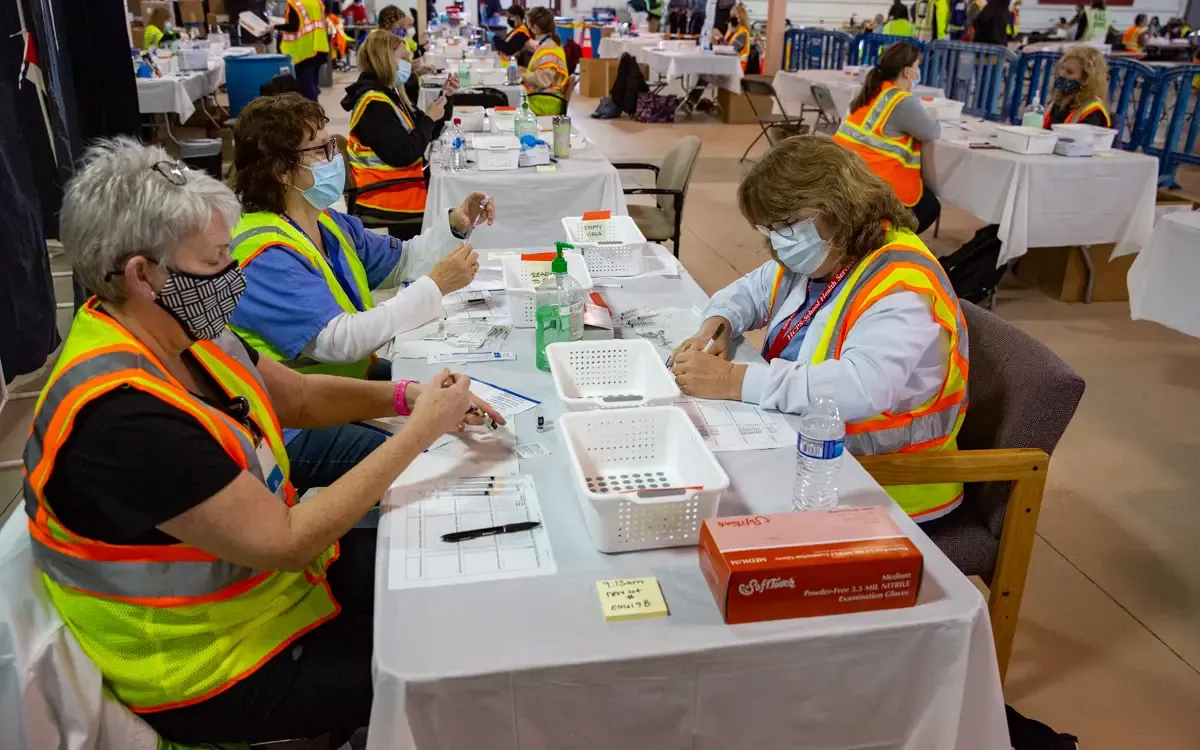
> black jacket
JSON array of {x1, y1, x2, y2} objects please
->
[
  {"x1": 971, "y1": 1, "x2": 1010, "y2": 44},
  {"x1": 340, "y1": 72, "x2": 444, "y2": 169}
]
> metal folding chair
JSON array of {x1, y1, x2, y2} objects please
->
[
  {"x1": 739, "y1": 77, "x2": 808, "y2": 162},
  {"x1": 809, "y1": 83, "x2": 842, "y2": 133}
]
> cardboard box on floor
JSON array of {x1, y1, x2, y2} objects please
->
[
  {"x1": 578, "y1": 57, "x2": 620, "y2": 98},
  {"x1": 180, "y1": 0, "x2": 205, "y2": 25},
  {"x1": 140, "y1": 0, "x2": 171, "y2": 22},
  {"x1": 208, "y1": 0, "x2": 228, "y2": 14},
  {"x1": 718, "y1": 75, "x2": 772, "y2": 125},
  {"x1": 130, "y1": 22, "x2": 145, "y2": 49}
]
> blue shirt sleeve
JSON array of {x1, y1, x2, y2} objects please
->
[
  {"x1": 326, "y1": 209, "x2": 403, "y2": 289},
  {"x1": 229, "y1": 244, "x2": 346, "y2": 360}
]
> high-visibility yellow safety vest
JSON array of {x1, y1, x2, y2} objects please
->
[
  {"x1": 915, "y1": 0, "x2": 948, "y2": 40},
  {"x1": 231, "y1": 211, "x2": 378, "y2": 379},
  {"x1": 524, "y1": 41, "x2": 569, "y2": 115},
  {"x1": 766, "y1": 227, "x2": 969, "y2": 521},
  {"x1": 24, "y1": 300, "x2": 338, "y2": 713},
  {"x1": 882, "y1": 18, "x2": 913, "y2": 36},
  {"x1": 347, "y1": 91, "x2": 428, "y2": 220},
  {"x1": 1082, "y1": 7, "x2": 1110, "y2": 42},
  {"x1": 833, "y1": 82, "x2": 924, "y2": 207},
  {"x1": 724, "y1": 25, "x2": 751, "y2": 70},
  {"x1": 144, "y1": 23, "x2": 164, "y2": 49},
  {"x1": 281, "y1": 0, "x2": 330, "y2": 64}
]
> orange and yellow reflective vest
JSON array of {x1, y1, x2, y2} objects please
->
[
  {"x1": 766, "y1": 227, "x2": 969, "y2": 521},
  {"x1": 524, "y1": 41, "x2": 569, "y2": 115},
  {"x1": 833, "y1": 82, "x2": 924, "y2": 207},
  {"x1": 346, "y1": 90, "x2": 428, "y2": 221},
  {"x1": 24, "y1": 300, "x2": 339, "y2": 713},
  {"x1": 1042, "y1": 99, "x2": 1110, "y2": 129},
  {"x1": 1121, "y1": 24, "x2": 1146, "y2": 55},
  {"x1": 724, "y1": 25, "x2": 751, "y2": 71},
  {"x1": 281, "y1": 0, "x2": 331, "y2": 64}
]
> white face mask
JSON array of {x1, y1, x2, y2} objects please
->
[{"x1": 758, "y1": 218, "x2": 829, "y2": 276}]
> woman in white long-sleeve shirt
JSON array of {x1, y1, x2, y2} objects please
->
[
  {"x1": 227, "y1": 93, "x2": 494, "y2": 492},
  {"x1": 670, "y1": 136, "x2": 970, "y2": 522}
]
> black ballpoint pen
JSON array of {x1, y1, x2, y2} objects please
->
[{"x1": 441, "y1": 521, "x2": 542, "y2": 543}]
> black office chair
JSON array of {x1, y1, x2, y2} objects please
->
[
  {"x1": 448, "y1": 87, "x2": 510, "y2": 109},
  {"x1": 739, "y1": 76, "x2": 808, "y2": 162},
  {"x1": 526, "y1": 74, "x2": 579, "y2": 116}
]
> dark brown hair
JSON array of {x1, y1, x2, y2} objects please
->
[
  {"x1": 850, "y1": 42, "x2": 921, "y2": 111},
  {"x1": 737, "y1": 135, "x2": 917, "y2": 267},
  {"x1": 378, "y1": 5, "x2": 405, "y2": 29},
  {"x1": 233, "y1": 93, "x2": 329, "y2": 214},
  {"x1": 526, "y1": 7, "x2": 561, "y2": 43}
]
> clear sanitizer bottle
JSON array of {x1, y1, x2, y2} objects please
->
[
  {"x1": 1021, "y1": 94, "x2": 1046, "y2": 129},
  {"x1": 534, "y1": 242, "x2": 585, "y2": 372},
  {"x1": 514, "y1": 93, "x2": 538, "y2": 140}
]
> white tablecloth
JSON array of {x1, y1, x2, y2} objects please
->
[
  {"x1": 644, "y1": 49, "x2": 743, "y2": 92},
  {"x1": 135, "y1": 60, "x2": 223, "y2": 120},
  {"x1": 923, "y1": 123, "x2": 1159, "y2": 265},
  {"x1": 421, "y1": 143, "x2": 628, "y2": 249},
  {"x1": 1129, "y1": 210, "x2": 1200, "y2": 338},
  {"x1": 425, "y1": 48, "x2": 498, "y2": 73},
  {"x1": 418, "y1": 82, "x2": 525, "y2": 110},
  {"x1": 369, "y1": 244, "x2": 1010, "y2": 750},
  {"x1": 771, "y1": 69, "x2": 944, "y2": 117},
  {"x1": 598, "y1": 33, "x2": 663, "y2": 59}
]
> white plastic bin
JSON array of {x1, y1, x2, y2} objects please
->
[
  {"x1": 471, "y1": 134, "x2": 521, "y2": 170},
  {"x1": 488, "y1": 107, "x2": 517, "y2": 133},
  {"x1": 995, "y1": 125, "x2": 1059, "y2": 155},
  {"x1": 921, "y1": 97, "x2": 964, "y2": 121},
  {"x1": 546, "y1": 339, "x2": 680, "y2": 411},
  {"x1": 559, "y1": 406, "x2": 730, "y2": 552},
  {"x1": 1051, "y1": 123, "x2": 1118, "y2": 151},
  {"x1": 473, "y1": 68, "x2": 507, "y2": 86},
  {"x1": 453, "y1": 105, "x2": 486, "y2": 132},
  {"x1": 501, "y1": 251, "x2": 593, "y2": 327},
  {"x1": 561, "y1": 215, "x2": 647, "y2": 277}
]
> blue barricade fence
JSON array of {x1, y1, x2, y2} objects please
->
[
  {"x1": 848, "y1": 33, "x2": 924, "y2": 67},
  {"x1": 1106, "y1": 59, "x2": 1160, "y2": 151},
  {"x1": 783, "y1": 28, "x2": 853, "y2": 71},
  {"x1": 1007, "y1": 50, "x2": 1059, "y2": 123},
  {"x1": 922, "y1": 40, "x2": 1017, "y2": 120},
  {"x1": 1142, "y1": 65, "x2": 1200, "y2": 186}
]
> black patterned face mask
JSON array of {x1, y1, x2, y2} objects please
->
[{"x1": 155, "y1": 261, "x2": 247, "y2": 341}]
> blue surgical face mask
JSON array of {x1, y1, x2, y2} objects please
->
[
  {"x1": 300, "y1": 154, "x2": 346, "y2": 210},
  {"x1": 395, "y1": 58, "x2": 413, "y2": 84},
  {"x1": 761, "y1": 218, "x2": 829, "y2": 276},
  {"x1": 909, "y1": 65, "x2": 921, "y2": 86}
]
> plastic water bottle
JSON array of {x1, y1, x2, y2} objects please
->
[
  {"x1": 1021, "y1": 94, "x2": 1046, "y2": 129},
  {"x1": 514, "y1": 93, "x2": 538, "y2": 139},
  {"x1": 445, "y1": 118, "x2": 467, "y2": 172},
  {"x1": 534, "y1": 242, "x2": 585, "y2": 371},
  {"x1": 458, "y1": 51, "x2": 472, "y2": 88},
  {"x1": 792, "y1": 387, "x2": 845, "y2": 511}
]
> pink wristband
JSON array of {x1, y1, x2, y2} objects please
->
[{"x1": 394, "y1": 380, "x2": 415, "y2": 417}]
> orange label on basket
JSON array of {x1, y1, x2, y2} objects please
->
[
  {"x1": 520, "y1": 252, "x2": 558, "y2": 261},
  {"x1": 494, "y1": 105, "x2": 516, "y2": 111},
  {"x1": 582, "y1": 210, "x2": 612, "y2": 220}
]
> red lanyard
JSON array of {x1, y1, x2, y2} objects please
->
[{"x1": 764, "y1": 266, "x2": 850, "y2": 362}]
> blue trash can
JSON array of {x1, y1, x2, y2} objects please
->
[{"x1": 225, "y1": 53, "x2": 295, "y2": 116}]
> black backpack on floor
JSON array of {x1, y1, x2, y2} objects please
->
[{"x1": 939, "y1": 224, "x2": 1006, "y2": 305}]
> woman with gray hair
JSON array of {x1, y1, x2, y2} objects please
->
[{"x1": 26, "y1": 137, "x2": 504, "y2": 745}]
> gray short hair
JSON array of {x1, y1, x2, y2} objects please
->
[{"x1": 60, "y1": 137, "x2": 242, "y2": 303}]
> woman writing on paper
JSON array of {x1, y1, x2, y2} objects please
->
[
  {"x1": 520, "y1": 7, "x2": 571, "y2": 116},
  {"x1": 670, "y1": 136, "x2": 969, "y2": 523},
  {"x1": 32, "y1": 138, "x2": 502, "y2": 746},
  {"x1": 1043, "y1": 45, "x2": 1111, "y2": 127},
  {"x1": 833, "y1": 42, "x2": 942, "y2": 233}
]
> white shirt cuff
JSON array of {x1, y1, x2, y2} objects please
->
[{"x1": 740, "y1": 362, "x2": 769, "y2": 405}]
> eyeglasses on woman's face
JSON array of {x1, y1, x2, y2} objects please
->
[
  {"x1": 295, "y1": 138, "x2": 338, "y2": 163},
  {"x1": 755, "y1": 218, "x2": 805, "y2": 238}
]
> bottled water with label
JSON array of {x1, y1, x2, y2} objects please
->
[
  {"x1": 445, "y1": 118, "x2": 467, "y2": 173},
  {"x1": 792, "y1": 387, "x2": 845, "y2": 511}
]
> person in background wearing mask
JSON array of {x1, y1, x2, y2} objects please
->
[
  {"x1": 276, "y1": 0, "x2": 330, "y2": 102},
  {"x1": 834, "y1": 42, "x2": 942, "y2": 233},
  {"x1": 341, "y1": 30, "x2": 457, "y2": 238},
  {"x1": 1043, "y1": 45, "x2": 1111, "y2": 127},
  {"x1": 1080, "y1": 0, "x2": 1111, "y2": 42},
  {"x1": 1122, "y1": 13, "x2": 1149, "y2": 57},
  {"x1": 670, "y1": 136, "x2": 968, "y2": 523},
  {"x1": 520, "y1": 7, "x2": 570, "y2": 115},
  {"x1": 228, "y1": 93, "x2": 495, "y2": 493},
  {"x1": 883, "y1": 1, "x2": 913, "y2": 35},
  {"x1": 36, "y1": 137, "x2": 503, "y2": 746},
  {"x1": 495, "y1": 4, "x2": 532, "y2": 58},
  {"x1": 142, "y1": 7, "x2": 178, "y2": 49}
]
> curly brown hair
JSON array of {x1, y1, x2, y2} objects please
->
[
  {"x1": 233, "y1": 93, "x2": 329, "y2": 214},
  {"x1": 737, "y1": 135, "x2": 917, "y2": 267},
  {"x1": 1053, "y1": 46, "x2": 1109, "y2": 114},
  {"x1": 377, "y1": 4, "x2": 405, "y2": 30}
]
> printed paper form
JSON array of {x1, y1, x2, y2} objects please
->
[
  {"x1": 675, "y1": 397, "x2": 796, "y2": 452},
  {"x1": 470, "y1": 379, "x2": 540, "y2": 420},
  {"x1": 386, "y1": 474, "x2": 556, "y2": 589}
]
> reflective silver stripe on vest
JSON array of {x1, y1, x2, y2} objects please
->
[
  {"x1": 346, "y1": 151, "x2": 395, "y2": 169},
  {"x1": 231, "y1": 225, "x2": 290, "y2": 250},
  {"x1": 862, "y1": 86, "x2": 905, "y2": 131},
  {"x1": 835, "y1": 88, "x2": 921, "y2": 167},
  {"x1": 27, "y1": 540, "x2": 260, "y2": 599},
  {"x1": 822, "y1": 246, "x2": 968, "y2": 457}
]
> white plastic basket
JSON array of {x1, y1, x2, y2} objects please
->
[
  {"x1": 561, "y1": 215, "x2": 647, "y2": 277},
  {"x1": 996, "y1": 125, "x2": 1059, "y2": 155},
  {"x1": 1051, "y1": 123, "x2": 1118, "y2": 151},
  {"x1": 488, "y1": 107, "x2": 517, "y2": 133},
  {"x1": 501, "y1": 252, "x2": 593, "y2": 327},
  {"x1": 546, "y1": 339, "x2": 680, "y2": 411},
  {"x1": 921, "y1": 97, "x2": 964, "y2": 121},
  {"x1": 559, "y1": 406, "x2": 730, "y2": 552},
  {"x1": 473, "y1": 68, "x2": 507, "y2": 85},
  {"x1": 454, "y1": 105, "x2": 486, "y2": 132}
]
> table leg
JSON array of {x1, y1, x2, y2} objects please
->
[{"x1": 1076, "y1": 244, "x2": 1095, "y2": 304}]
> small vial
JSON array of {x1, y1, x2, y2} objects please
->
[{"x1": 535, "y1": 405, "x2": 545, "y2": 432}]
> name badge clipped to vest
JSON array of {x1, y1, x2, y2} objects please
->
[{"x1": 256, "y1": 438, "x2": 285, "y2": 495}]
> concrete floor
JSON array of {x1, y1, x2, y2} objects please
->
[{"x1": 3, "y1": 74, "x2": 1200, "y2": 747}]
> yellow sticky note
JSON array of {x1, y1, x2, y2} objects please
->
[
  {"x1": 596, "y1": 577, "x2": 669, "y2": 622},
  {"x1": 536, "y1": 164, "x2": 557, "y2": 173}
]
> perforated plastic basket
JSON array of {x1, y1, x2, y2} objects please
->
[
  {"x1": 501, "y1": 252, "x2": 593, "y2": 327},
  {"x1": 546, "y1": 339, "x2": 679, "y2": 411},
  {"x1": 454, "y1": 105, "x2": 486, "y2": 132},
  {"x1": 475, "y1": 144, "x2": 521, "y2": 170},
  {"x1": 488, "y1": 107, "x2": 516, "y2": 133},
  {"x1": 561, "y1": 215, "x2": 647, "y2": 277},
  {"x1": 559, "y1": 406, "x2": 730, "y2": 552}
]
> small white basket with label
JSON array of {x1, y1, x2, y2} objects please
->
[
  {"x1": 559, "y1": 406, "x2": 730, "y2": 552},
  {"x1": 561, "y1": 215, "x2": 647, "y2": 277},
  {"x1": 488, "y1": 107, "x2": 517, "y2": 133},
  {"x1": 546, "y1": 339, "x2": 680, "y2": 411},
  {"x1": 501, "y1": 251, "x2": 594, "y2": 327},
  {"x1": 995, "y1": 125, "x2": 1059, "y2": 155},
  {"x1": 453, "y1": 105, "x2": 487, "y2": 132}
]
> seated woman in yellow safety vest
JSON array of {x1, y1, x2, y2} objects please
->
[
  {"x1": 229, "y1": 93, "x2": 495, "y2": 489},
  {"x1": 670, "y1": 136, "x2": 968, "y2": 523},
  {"x1": 1042, "y1": 45, "x2": 1111, "y2": 128},
  {"x1": 340, "y1": 30, "x2": 457, "y2": 239},
  {"x1": 520, "y1": 6, "x2": 570, "y2": 115},
  {"x1": 35, "y1": 137, "x2": 504, "y2": 746},
  {"x1": 833, "y1": 42, "x2": 942, "y2": 234},
  {"x1": 1121, "y1": 13, "x2": 1149, "y2": 58},
  {"x1": 717, "y1": 3, "x2": 752, "y2": 71}
]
